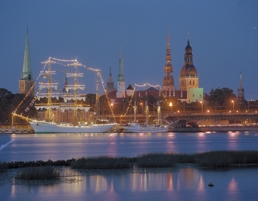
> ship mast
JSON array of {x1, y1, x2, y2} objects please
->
[
  {"x1": 95, "y1": 70, "x2": 101, "y2": 121},
  {"x1": 66, "y1": 59, "x2": 85, "y2": 125},
  {"x1": 36, "y1": 58, "x2": 59, "y2": 121},
  {"x1": 145, "y1": 90, "x2": 149, "y2": 124},
  {"x1": 133, "y1": 85, "x2": 137, "y2": 122}
]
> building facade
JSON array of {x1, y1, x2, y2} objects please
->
[{"x1": 179, "y1": 39, "x2": 203, "y2": 103}]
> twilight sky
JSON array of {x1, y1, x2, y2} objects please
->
[{"x1": 0, "y1": 0, "x2": 257, "y2": 99}]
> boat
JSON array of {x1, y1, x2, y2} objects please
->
[
  {"x1": 17, "y1": 57, "x2": 116, "y2": 133},
  {"x1": 122, "y1": 122, "x2": 169, "y2": 133},
  {"x1": 121, "y1": 91, "x2": 171, "y2": 133},
  {"x1": 30, "y1": 120, "x2": 116, "y2": 133},
  {"x1": 208, "y1": 182, "x2": 214, "y2": 187}
]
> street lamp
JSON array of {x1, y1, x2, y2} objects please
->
[
  {"x1": 140, "y1": 102, "x2": 143, "y2": 115},
  {"x1": 232, "y1": 100, "x2": 234, "y2": 113},
  {"x1": 169, "y1": 102, "x2": 173, "y2": 114},
  {"x1": 200, "y1": 101, "x2": 203, "y2": 113}
]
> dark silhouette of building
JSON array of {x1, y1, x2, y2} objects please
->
[{"x1": 106, "y1": 67, "x2": 115, "y2": 93}]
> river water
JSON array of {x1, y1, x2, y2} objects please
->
[{"x1": 0, "y1": 131, "x2": 258, "y2": 201}]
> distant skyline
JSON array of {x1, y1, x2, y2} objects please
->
[{"x1": 0, "y1": 0, "x2": 257, "y2": 99}]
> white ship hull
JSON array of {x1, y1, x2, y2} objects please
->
[
  {"x1": 30, "y1": 121, "x2": 116, "y2": 133},
  {"x1": 122, "y1": 123, "x2": 169, "y2": 133}
]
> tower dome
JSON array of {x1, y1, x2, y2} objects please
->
[
  {"x1": 185, "y1": 39, "x2": 192, "y2": 53},
  {"x1": 180, "y1": 64, "x2": 198, "y2": 77},
  {"x1": 180, "y1": 39, "x2": 197, "y2": 76},
  {"x1": 179, "y1": 39, "x2": 199, "y2": 91}
]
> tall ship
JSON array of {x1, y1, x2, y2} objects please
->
[
  {"x1": 122, "y1": 86, "x2": 171, "y2": 133},
  {"x1": 15, "y1": 57, "x2": 116, "y2": 133}
]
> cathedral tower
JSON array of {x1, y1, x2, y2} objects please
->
[
  {"x1": 106, "y1": 67, "x2": 115, "y2": 93},
  {"x1": 116, "y1": 53, "x2": 125, "y2": 98},
  {"x1": 163, "y1": 29, "x2": 174, "y2": 91},
  {"x1": 238, "y1": 72, "x2": 245, "y2": 105},
  {"x1": 19, "y1": 27, "x2": 35, "y2": 96},
  {"x1": 179, "y1": 39, "x2": 199, "y2": 91}
]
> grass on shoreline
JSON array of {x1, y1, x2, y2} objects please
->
[
  {"x1": 1, "y1": 151, "x2": 258, "y2": 175},
  {"x1": 70, "y1": 156, "x2": 131, "y2": 169},
  {"x1": 15, "y1": 166, "x2": 60, "y2": 180}
]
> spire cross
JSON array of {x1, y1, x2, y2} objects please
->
[
  {"x1": 120, "y1": 46, "x2": 122, "y2": 57},
  {"x1": 168, "y1": 23, "x2": 170, "y2": 38}
]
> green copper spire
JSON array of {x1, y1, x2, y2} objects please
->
[
  {"x1": 118, "y1": 53, "x2": 124, "y2": 82},
  {"x1": 21, "y1": 27, "x2": 33, "y2": 80}
]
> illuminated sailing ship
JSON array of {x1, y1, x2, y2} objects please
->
[{"x1": 15, "y1": 57, "x2": 116, "y2": 133}]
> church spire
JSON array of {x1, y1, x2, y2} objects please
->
[
  {"x1": 238, "y1": 71, "x2": 245, "y2": 105},
  {"x1": 163, "y1": 26, "x2": 174, "y2": 92},
  {"x1": 167, "y1": 24, "x2": 170, "y2": 47},
  {"x1": 118, "y1": 52, "x2": 124, "y2": 82},
  {"x1": 106, "y1": 67, "x2": 114, "y2": 93},
  {"x1": 21, "y1": 26, "x2": 33, "y2": 80},
  {"x1": 109, "y1": 67, "x2": 112, "y2": 81},
  {"x1": 19, "y1": 27, "x2": 35, "y2": 96},
  {"x1": 239, "y1": 71, "x2": 243, "y2": 89},
  {"x1": 116, "y1": 50, "x2": 125, "y2": 98}
]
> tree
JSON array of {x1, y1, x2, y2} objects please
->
[
  {"x1": 208, "y1": 88, "x2": 237, "y2": 111},
  {"x1": 0, "y1": 88, "x2": 37, "y2": 124}
]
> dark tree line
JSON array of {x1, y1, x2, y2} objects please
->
[{"x1": 0, "y1": 88, "x2": 36, "y2": 124}]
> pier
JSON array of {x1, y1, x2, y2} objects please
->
[{"x1": 99, "y1": 112, "x2": 258, "y2": 124}]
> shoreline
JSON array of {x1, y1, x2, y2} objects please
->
[
  {"x1": 170, "y1": 125, "x2": 258, "y2": 132},
  {"x1": 2, "y1": 151, "x2": 258, "y2": 170},
  {"x1": 1, "y1": 125, "x2": 258, "y2": 134}
]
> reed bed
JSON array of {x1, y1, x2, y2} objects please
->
[
  {"x1": 137, "y1": 153, "x2": 176, "y2": 168},
  {"x1": 1, "y1": 151, "x2": 258, "y2": 170},
  {"x1": 71, "y1": 156, "x2": 131, "y2": 169},
  {"x1": 15, "y1": 166, "x2": 60, "y2": 180},
  {"x1": 0, "y1": 162, "x2": 8, "y2": 172},
  {"x1": 193, "y1": 150, "x2": 258, "y2": 167}
]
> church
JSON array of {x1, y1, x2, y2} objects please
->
[
  {"x1": 106, "y1": 31, "x2": 204, "y2": 104},
  {"x1": 162, "y1": 31, "x2": 203, "y2": 103}
]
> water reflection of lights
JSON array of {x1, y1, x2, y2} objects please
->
[
  {"x1": 228, "y1": 178, "x2": 238, "y2": 191},
  {"x1": 90, "y1": 175, "x2": 108, "y2": 192},
  {"x1": 168, "y1": 133, "x2": 174, "y2": 137},
  {"x1": 244, "y1": 131, "x2": 249, "y2": 135},
  {"x1": 167, "y1": 172, "x2": 174, "y2": 191},
  {"x1": 198, "y1": 175, "x2": 205, "y2": 191},
  {"x1": 228, "y1": 131, "x2": 240, "y2": 137},
  {"x1": 198, "y1": 132, "x2": 206, "y2": 137}
]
